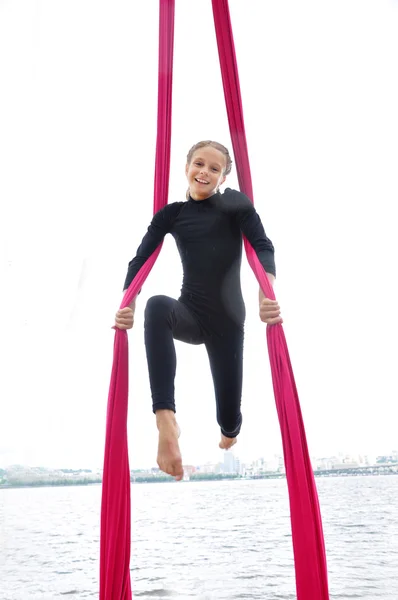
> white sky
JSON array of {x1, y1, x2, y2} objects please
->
[{"x1": 1, "y1": 1, "x2": 397, "y2": 470}]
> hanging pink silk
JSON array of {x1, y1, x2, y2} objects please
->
[
  {"x1": 211, "y1": 1, "x2": 329, "y2": 598},
  {"x1": 99, "y1": 2, "x2": 175, "y2": 598}
]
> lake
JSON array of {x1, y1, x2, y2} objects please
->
[{"x1": 1, "y1": 476, "x2": 397, "y2": 599}]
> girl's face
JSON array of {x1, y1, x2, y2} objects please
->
[{"x1": 185, "y1": 146, "x2": 227, "y2": 200}]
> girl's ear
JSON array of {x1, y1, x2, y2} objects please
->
[
  {"x1": 185, "y1": 163, "x2": 189, "y2": 176},
  {"x1": 217, "y1": 176, "x2": 227, "y2": 193}
]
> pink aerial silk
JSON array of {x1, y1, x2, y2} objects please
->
[
  {"x1": 99, "y1": 2, "x2": 175, "y2": 598},
  {"x1": 100, "y1": 1, "x2": 329, "y2": 599},
  {"x1": 212, "y1": 2, "x2": 329, "y2": 598}
]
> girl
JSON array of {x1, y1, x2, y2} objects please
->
[{"x1": 115, "y1": 141, "x2": 282, "y2": 481}]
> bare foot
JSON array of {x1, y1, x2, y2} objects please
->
[
  {"x1": 219, "y1": 434, "x2": 237, "y2": 450},
  {"x1": 156, "y1": 410, "x2": 184, "y2": 481}
]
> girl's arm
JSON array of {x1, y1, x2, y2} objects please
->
[
  {"x1": 230, "y1": 189, "x2": 276, "y2": 278},
  {"x1": 258, "y1": 273, "x2": 282, "y2": 325},
  {"x1": 122, "y1": 203, "x2": 182, "y2": 291},
  {"x1": 259, "y1": 273, "x2": 275, "y2": 302},
  {"x1": 228, "y1": 189, "x2": 281, "y2": 325}
]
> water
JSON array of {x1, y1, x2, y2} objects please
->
[{"x1": 1, "y1": 476, "x2": 398, "y2": 599}]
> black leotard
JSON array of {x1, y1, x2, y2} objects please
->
[{"x1": 124, "y1": 188, "x2": 275, "y2": 437}]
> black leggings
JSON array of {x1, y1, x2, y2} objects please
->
[{"x1": 144, "y1": 295, "x2": 244, "y2": 438}]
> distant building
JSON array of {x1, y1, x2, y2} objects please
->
[
  {"x1": 314, "y1": 457, "x2": 335, "y2": 471},
  {"x1": 223, "y1": 451, "x2": 239, "y2": 474},
  {"x1": 197, "y1": 462, "x2": 221, "y2": 474},
  {"x1": 183, "y1": 465, "x2": 196, "y2": 477}
]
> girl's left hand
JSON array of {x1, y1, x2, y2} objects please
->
[{"x1": 259, "y1": 298, "x2": 283, "y2": 325}]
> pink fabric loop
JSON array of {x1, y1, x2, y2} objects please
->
[
  {"x1": 212, "y1": 1, "x2": 329, "y2": 598},
  {"x1": 99, "y1": 2, "x2": 175, "y2": 598}
]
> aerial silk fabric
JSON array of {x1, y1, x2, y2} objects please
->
[
  {"x1": 100, "y1": 1, "x2": 329, "y2": 599},
  {"x1": 211, "y1": 1, "x2": 329, "y2": 599},
  {"x1": 99, "y1": 2, "x2": 175, "y2": 598}
]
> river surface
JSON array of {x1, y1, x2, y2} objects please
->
[{"x1": 1, "y1": 476, "x2": 398, "y2": 599}]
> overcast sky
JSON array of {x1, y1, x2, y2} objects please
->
[{"x1": 1, "y1": 1, "x2": 397, "y2": 470}]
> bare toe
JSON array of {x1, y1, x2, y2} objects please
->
[
  {"x1": 157, "y1": 430, "x2": 183, "y2": 481},
  {"x1": 173, "y1": 461, "x2": 184, "y2": 481}
]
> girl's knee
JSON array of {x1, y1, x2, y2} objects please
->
[{"x1": 145, "y1": 295, "x2": 174, "y2": 323}]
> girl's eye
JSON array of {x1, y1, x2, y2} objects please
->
[{"x1": 212, "y1": 167, "x2": 219, "y2": 172}]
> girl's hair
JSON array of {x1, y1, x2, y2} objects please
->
[
  {"x1": 186, "y1": 140, "x2": 233, "y2": 176},
  {"x1": 186, "y1": 140, "x2": 233, "y2": 199}
]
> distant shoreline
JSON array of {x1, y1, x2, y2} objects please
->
[
  {"x1": 1, "y1": 469, "x2": 397, "y2": 490},
  {"x1": 0, "y1": 481, "x2": 102, "y2": 490}
]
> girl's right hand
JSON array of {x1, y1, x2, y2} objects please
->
[{"x1": 114, "y1": 307, "x2": 134, "y2": 330}]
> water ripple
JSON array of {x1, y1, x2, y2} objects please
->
[{"x1": 0, "y1": 476, "x2": 398, "y2": 599}]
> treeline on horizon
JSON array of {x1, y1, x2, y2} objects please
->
[
  {"x1": 1, "y1": 473, "x2": 240, "y2": 487},
  {"x1": 1, "y1": 465, "x2": 396, "y2": 488},
  {"x1": 1, "y1": 477, "x2": 102, "y2": 488}
]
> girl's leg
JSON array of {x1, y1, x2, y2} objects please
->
[
  {"x1": 205, "y1": 326, "x2": 244, "y2": 439},
  {"x1": 144, "y1": 295, "x2": 203, "y2": 414}
]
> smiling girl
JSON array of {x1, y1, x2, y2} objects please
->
[{"x1": 115, "y1": 141, "x2": 282, "y2": 480}]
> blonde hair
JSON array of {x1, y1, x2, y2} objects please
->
[{"x1": 186, "y1": 140, "x2": 233, "y2": 198}]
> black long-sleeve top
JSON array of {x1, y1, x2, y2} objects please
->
[{"x1": 124, "y1": 188, "x2": 275, "y2": 331}]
